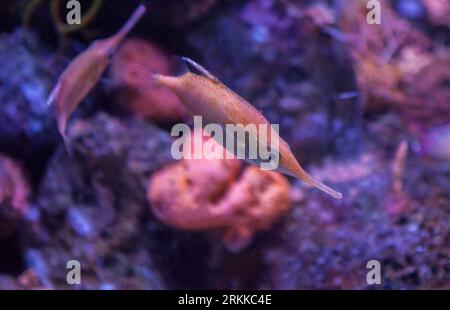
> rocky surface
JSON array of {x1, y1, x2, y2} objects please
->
[{"x1": 0, "y1": 0, "x2": 448, "y2": 289}]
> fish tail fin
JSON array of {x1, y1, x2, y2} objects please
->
[
  {"x1": 114, "y1": 4, "x2": 147, "y2": 43},
  {"x1": 294, "y1": 166, "x2": 343, "y2": 199}
]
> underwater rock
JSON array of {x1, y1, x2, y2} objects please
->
[
  {"x1": 341, "y1": 3, "x2": 449, "y2": 137},
  {"x1": 0, "y1": 154, "x2": 30, "y2": 241},
  {"x1": 17, "y1": 269, "x2": 45, "y2": 290},
  {"x1": 395, "y1": 46, "x2": 432, "y2": 78},
  {"x1": 148, "y1": 129, "x2": 291, "y2": 252},
  {"x1": 263, "y1": 150, "x2": 450, "y2": 289},
  {"x1": 339, "y1": 1, "x2": 431, "y2": 114},
  {"x1": 150, "y1": 0, "x2": 219, "y2": 28},
  {"x1": 309, "y1": 152, "x2": 381, "y2": 186},
  {"x1": 109, "y1": 38, "x2": 186, "y2": 122},
  {"x1": 36, "y1": 113, "x2": 172, "y2": 289},
  {"x1": 395, "y1": 0, "x2": 424, "y2": 19},
  {"x1": 421, "y1": 125, "x2": 450, "y2": 160},
  {"x1": 304, "y1": 2, "x2": 336, "y2": 27},
  {"x1": 0, "y1": 275, "x2": 22, "y2": 290},
  {"x1": 404, "y1": 52, "x2": 450, "y2": 129},
  {"x1": 423, "y1": 0, "x2": 450, "y2": 27},
  {"x1": 0, "y1": 31, "x2": 62, "y2": 176},
  {"x1": 0, "y1": 0, "x2": 447, "y2": 291}
]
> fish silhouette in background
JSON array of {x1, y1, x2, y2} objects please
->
[{"x1": 47, "y1": 4, "x2": 147, "y2": 148}]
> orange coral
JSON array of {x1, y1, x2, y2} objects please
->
[
  {"x1": 110, "y1": 38, "x2": 186, "y2": 122},
  {"x1": 404, "y1": 52, "x2": 450, "y2": 128},
  {"x1": 338, "y1": 1, "x2": 431, "y2": 113},
  {"x1": 148, "y1": 130, "x2": 291, "y2": 252},
  {"x1": 220, "y1": 166, "x2": 291, "y2": 252}
]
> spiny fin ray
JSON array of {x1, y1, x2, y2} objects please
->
[{"x1": 181, "y1": 57, "x2": 220, "y2": 83}]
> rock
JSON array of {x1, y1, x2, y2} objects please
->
[
  {"x1": 0, "y1": 31, "x2": 63, "y2": 179},
  {"x1": 0, "y1": 154, "x2": 30, "y2": 241},
  {"x1": 263, "y1": 152, "x2": 450, "y2": 289},
  {"x1": 36, "y1": 113, "x2": 172, "y2": 289},
  {"x1": 423, "y1": 0, "x2": 450, "y2": 27},
  {"x1": 421, "y1": 125, "x2": 450, "y2": 160}
]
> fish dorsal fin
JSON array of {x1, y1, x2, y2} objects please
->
[{"x1": 181, "y1": 57, "x2": 220, "y2": 83}]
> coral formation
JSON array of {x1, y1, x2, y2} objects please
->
[
  {"x1": 109, "y1": 38, "x2": 186, "y2": 122},
  {"x1": 148, "y1": 130, "x2": 291, "y2": 252}
]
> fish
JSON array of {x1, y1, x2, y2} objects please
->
[
  {"x1": 47, "y1": 4, "x2": 147, "y2": 146},
  {"x1": 152, "y1": 57, "x2": 343, "y2": 199}
]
